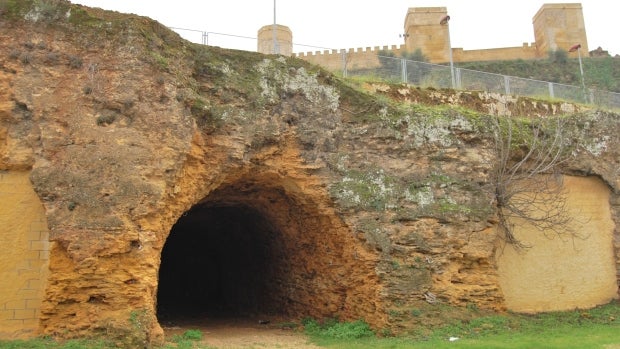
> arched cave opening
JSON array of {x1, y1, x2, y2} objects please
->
[
  {"x1": 155, "y1": 177, "x2": 381, "y2": 326},
  {"x1": 156, "y1": 202, "x2": 286, "y2": 321}
]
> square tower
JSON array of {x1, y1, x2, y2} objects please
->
[
  {"x1": 403, "y1": 7, "x2": 450, "y2": 63},
  {"x1": 533, "y1": 3, "x2": 588, "y2": 56}
]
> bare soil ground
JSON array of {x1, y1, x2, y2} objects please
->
[{"x1": 162, "y1": 318, "x2": 322, "y2": 349}]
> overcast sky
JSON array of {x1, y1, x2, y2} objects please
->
[{"x1": 69, "y1": 1, "x2": 619, "y2": 56}]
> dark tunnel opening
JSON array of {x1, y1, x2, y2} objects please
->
[{"x1": 156, "y1": 203, "x2": 287, "y2": 322}]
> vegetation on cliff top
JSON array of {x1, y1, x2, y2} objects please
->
[{"x1": 459, "y1": 54, "x2": 620, "y2": 93}]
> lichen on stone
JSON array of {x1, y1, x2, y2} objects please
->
[
  {"x1": 405, "y1": 185, "x2": 435, "y2": 207},
  {"x1": 377, "y1": 104, "x2": 476, "y2": 147},
  {"x1": 331, "y1": 168, "x2": 400, "y2": 210},
  {"x1": 584, "y1": 135, "x2": 609, "y2": 156},
  {"x1": 256, "y1": 58, "x2": 339, "y2": 111}
]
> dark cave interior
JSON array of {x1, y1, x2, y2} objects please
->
[{"x1": 156, "y1": 203, "x2": 288, "y2": 321}]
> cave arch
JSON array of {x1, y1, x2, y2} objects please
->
[{"x1": 156, "y1": 174, "x2": 381, "y2": 323}]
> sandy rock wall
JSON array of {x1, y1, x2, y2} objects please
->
[{"x1": 0, "y1": 2, "x2": 619, "y2": 345}]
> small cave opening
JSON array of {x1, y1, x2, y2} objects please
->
[
  {"x1": 155, "y1": 178, "x2": 382, "y2": 328},
  {"x1": 156, "y1": 203, "x2": 287, "y2": 322}
]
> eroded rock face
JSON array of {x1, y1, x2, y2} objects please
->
[
  {"x1": 0, "y1": 1, "x2": 618, "y2": 345},
  {"x1": 1, "y1": 7, "x2": 386, "y2": 343}
]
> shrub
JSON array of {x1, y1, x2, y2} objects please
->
[
  {"x1": 45, "y1": 52, "x2": 60, "y2": 65},
  {"x1": 9, "y1": 49, "x2": 21, "y2": 60},
  {"x1": 68, "y1": 55, "x2": 83, "y2": 69},
  {"x1": 96, "y1": 111, "x2": 116, "y2": 126},
  {"x1": 548, "y1": 49, "x2": 569, "y2": 64},
  {"x1": 181, "y1": 329, "x2": 202, "y2": 341},
  {"x1": 20, "y1": 53, "x2": 33, "y2": 64},
  {"x1": 324, "y1": 320, "x2": 374, "y2": 339}
]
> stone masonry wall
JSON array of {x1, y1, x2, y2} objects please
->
[
  {"x1": 0, "y1": 171, "x2": 51, "y2": 339},
  {"x1": 295, "y1": 45, "x2": 407, "y2": 72},
  {"x1": 497, "y1": 176, "x2": 618, "y2": 312},
  {"x1": 292, "y1": 3, "x2": 585, "y2": 71}
]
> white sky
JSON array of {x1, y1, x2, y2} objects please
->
[{"x1": 69, "y1": 1, "x2": 619, "y2": 56}]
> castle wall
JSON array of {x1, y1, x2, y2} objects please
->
[
  {"x1": 453, "y1": 43, "x2": 540, "y2": 63},
  {"x1": 296, "y1": 43, "x2": 541, "y2": 74},
  {"x1": 295, "y1": 45, "x2": 407, "y2": 73},
  {"x1": 291, "y1": 3, "x2": 588, "y2": 71},
  {"x1": 496, "y1": 176, "x2": 618, "y2": 313},
  {"x1": 0, "y1": 171, "x2": 51, "y2": 339}
]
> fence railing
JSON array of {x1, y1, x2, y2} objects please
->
[
  {"x1": 346, "y1": 55, "x2": 620, "y2": 110},
  {"x1": 169, "y1": 27, "x2": 620, "y2": 111}
]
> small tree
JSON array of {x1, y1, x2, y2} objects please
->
[
  {"x1": 402, "y1": 49, "x2": 430, "y2": 85},
  {"x1": 490, "y1": 115, "x2": 577, "y2": 248},
  {"x1": 402, "y1": 48, "x2": 428, "y2": 63},
  {"x1": 548, "y1": 49, "x2": 569, "y2": 64},
  {"x1": 376, "y1": 50, "x2": 401, "y2": 81},
  {"x1": 376, "y1": 49, "x2": 431, "y2": 85}
]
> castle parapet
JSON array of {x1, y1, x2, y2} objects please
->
[
  {"x1": 284, "y1": 3, "x2": 588, "y2": 70},
  {"x1": 294, "y1": 44, "x2": 405, "y2": 58}
]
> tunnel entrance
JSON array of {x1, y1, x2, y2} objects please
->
[
  {"x1": 157, "y1": 203, "x2": 286, "y2": 321},
  {"x1": 155, "y1": 177, "x2": 383, "y2": 328}
]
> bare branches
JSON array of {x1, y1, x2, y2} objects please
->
[{"x1": 490, "y1": 115, "x2": 577, "y2": 248}]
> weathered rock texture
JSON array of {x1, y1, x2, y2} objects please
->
[{"x1": 0, "y1": 1, "x2": 618, "y2": 345}]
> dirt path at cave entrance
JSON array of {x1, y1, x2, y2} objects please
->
[{"x1": 162, "y1": 318, "x2": 322, "y2": 349}]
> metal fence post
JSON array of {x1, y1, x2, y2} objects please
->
[
  {"x1": 548, "y1": 82, "x2": 555, "y2": 99},
  {"x1": 341, "y1": 51, "x2": 347, "y2": 78},
  {"x1": 504, "y1": 75, "x2": 510, "y2": 95},
  {"x1": 401, "y1": 59, "x2": 407, "y2": 84}
]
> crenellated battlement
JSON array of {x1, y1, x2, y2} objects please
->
[
  {"x1": 294, "y1": 44, "x2": 406, "y2": 57},
  {"x1": 259, "y1": 3, "x2": 589, "y2": 71},
  {"x1": 292, "y1": 45, "x2": 407, "y2": 71}
]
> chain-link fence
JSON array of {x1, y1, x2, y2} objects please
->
[
  {"x1": 169, "y1": 27, "x2": 620, "y2": 111},
  {"x1": 345, "y1": 54, "x2": 620, "y2": 110}
]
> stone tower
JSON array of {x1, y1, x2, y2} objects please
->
[
  {"x1": 257, "y1": 24, "x2": 293, "y2": 56},
  {"x1": 403, "y1": 7, "x2": 451, "y2": 63},
  {"x1": 533, "y1": 3, "x2": 589, "y2": 57}
]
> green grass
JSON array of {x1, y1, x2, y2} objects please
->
[
  {"x1": 0, "y1": 330, "x2": 209, "y2": 349},
  {"x1": 0, "y1": 338, "x2": 114, "y2": 349},
  {"x1": 311, "y1": 324, "x2": 620, "y2": 349},
  {"x1": 303, "y1": 318, "x2": 375, "y2": 340},
  {"x1": 459, "y1": 56, "x2": 620, "y2": 93},
  {"x1": 305, "y1": 302, "x2": 620, "y2": 349},
  {"x1": 1, "y1": 304, "x2": 618, "y2": 349}
]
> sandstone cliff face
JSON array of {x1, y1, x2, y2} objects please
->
[{"x1": 0, "y1": 1, "x2": 618, "y2": 345}]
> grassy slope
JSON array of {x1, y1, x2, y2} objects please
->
[{"x1": 458, "y1": 56, "x2": 620, "y2": 93}]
